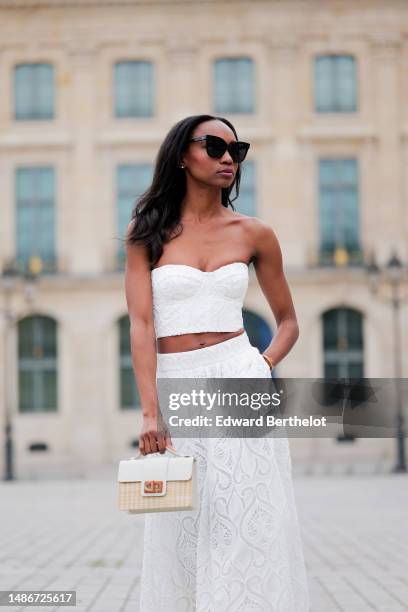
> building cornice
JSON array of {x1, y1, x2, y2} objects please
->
[
  {"x1": 1, "y1": 0, "x2": 282, "y2": 6},
  {"x1": 298, "y1": 123, "x2": 377, "y2": 143},
  {"x1": 1, "y1": 0, "x2": 407, "y2": 5},
  {"x1": 95, "y1": 126, "x2": 276, "y2": 148},
  {"x1": 0, "y1": 131, "x2": 74, "y2": 151}
]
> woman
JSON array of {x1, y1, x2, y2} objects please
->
[{"x1": 125, "y1": 114, "x2": 310, "y2": 611}]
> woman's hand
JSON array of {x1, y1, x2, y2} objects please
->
[{"x1": 139, "y1": 412, "x2": 174, "y2": 455}]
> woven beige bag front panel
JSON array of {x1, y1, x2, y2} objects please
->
[
  {"x1": 118, "y1": 458, "x2": 198, "y2": 513},
  {"x1": 118, "y1": 478, "x2": 194, "y2": 513}
]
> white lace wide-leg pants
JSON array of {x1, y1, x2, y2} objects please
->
[{"x1": 139, "y1": 331, "x2": 311, "y2": 612}]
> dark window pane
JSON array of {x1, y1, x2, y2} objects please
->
[
  {"x1": 114, "y1": 61, "x2": 154, "y2": 118},
  {"x1": 314, "y1": 55, "x2": 357, "y2": 113},
  {"x1": 15, "y1": 63, "x2": 54, "y2": 120},
  {"x1": 214, "y1": 58, "x2": 255, "y2": 114},
  {"x1": 18, "y1": 316, "x2": 58, "y2": 413},
  {"x1": 16, "y1": 167, "x2": 56, "y2": 267},
  {"x1": 323, "y1": 308, "x2": 364, "y2": 378},
  {"x1": 318, "y1": 158, "x2": 360, "y2": 259}
]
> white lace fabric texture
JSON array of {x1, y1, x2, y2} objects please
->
[
  {"x1": 151, "y1": 262, "x2": 249, "y2": 338},
  {"x1": 139, "y1": 332, "x2": 311, "y2": 612}
]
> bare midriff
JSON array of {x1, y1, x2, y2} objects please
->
[{"x1": 157, "y1": 328, "x2": 245, "y2": 353}]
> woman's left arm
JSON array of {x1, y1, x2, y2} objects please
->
[{"x1": 250, "y1": 219, "x2": 299, "y2": 368}]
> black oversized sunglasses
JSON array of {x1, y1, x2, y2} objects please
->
[{"x1": 189, "y1": 135, "x2": 250, "y2": 163}]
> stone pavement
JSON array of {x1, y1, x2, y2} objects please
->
[{"x1": 0, "y1": 468, "x2": 407, "y2": 612}]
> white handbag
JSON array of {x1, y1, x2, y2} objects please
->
[{"x1": 117, "y1": 446, "x2": 198, "y2": 514}]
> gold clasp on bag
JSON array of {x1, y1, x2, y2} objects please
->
[{"x1": 144, "y1": 480, "x2": 164, "y2": 494}]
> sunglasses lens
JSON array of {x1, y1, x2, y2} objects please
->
[
  {"x1": 206, "y1": 136, "x2": 227, "y2": 159},
  {"x1": 232, "y1": 142, "x2": 249, "y2": 163},
  {"x1": 203, "y1": 136, "x2": 250, "y2": 162}
]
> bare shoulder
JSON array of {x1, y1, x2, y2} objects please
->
[
  {"x1": 230, "y1": 213, "x2": 281, "y2": 261},
  {"x1": 227, "y1": 209, "x2": 262, "y2": 235},
  {"x1": 250, "y1": 216, "x2": 280, "y2": 246}
]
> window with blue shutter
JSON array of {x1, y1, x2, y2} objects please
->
[
  {"x1": 214, "y1": 58, "x2": 255, "y2": 114},
  {"x1": 16, "y1": 167, "x2": 56, "y2": 273},
  {"x1": 14, "y1": 63, "x2": 54, "y2": 120},
  {"x1": 314, "y1": 55, "x2": 357, "y2": 113},
  {"x1": 114, "y1": 61, "x2": 154, "y2": 118}
]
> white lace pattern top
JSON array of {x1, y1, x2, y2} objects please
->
[{"x1": 151, "y1": 261, "x2": 249, "y2": 338}]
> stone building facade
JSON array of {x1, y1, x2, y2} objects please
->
[{"x1": 0, "y1": 0, "x2": 406, "y2": 477}]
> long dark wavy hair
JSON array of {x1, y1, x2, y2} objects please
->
[{"x1": 125, "y1": 114, "x2": 242, "y2": 269}]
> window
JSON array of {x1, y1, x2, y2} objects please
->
[
  {"x1": 116, "y1": 164, "x2": 153, "y2": 266},
  {"x1": 235, "y1": 161, "x2": 256, "y2": 216},
  {"x1": 213, "y1": 58, "x2": 255, "y2": 114},
  {"x1": 119, "y1": 315, "x2": 141, "y2": 410},
  {"x1": 318, "y1": 158, "x2": 361, "y2": 265},
  {"x1": 14, "y1": 63, "x2": 54, "y2": 120},
  {"x1": 323, "y1": 308, "x2": 364, "y2": 378},
  {"x1": 114, "y1": 61, "x2": 154, "y2": 118},
  {"x1": 18, "y1": 316, "x2": 58, "y2": 413},
  {"x1": 314, "y1": 55, "x2": 357, "y2": 113},
  {"x1": 16, "y1": 167, "x2": 56, "y2": 273}
]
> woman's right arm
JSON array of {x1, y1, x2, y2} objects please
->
[{"x1": 124, "y1": 222, "x2": 173, "y2": 455}]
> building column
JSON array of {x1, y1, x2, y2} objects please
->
[
  {"x1": 370, "y1": 33, "x2": 403, "y2": 261},
  {"x1": 266, "y1": 37, "x2": 303, "y2": 266},
  {"x1": 164, "y1": 41, "x2": 198, "y2": 123},
  {"x1": 67, "y1": 45, "x2": 100, "y2": 274}
]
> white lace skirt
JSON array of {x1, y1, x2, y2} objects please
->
[{"x1": 139, "y1": 331, "x2": 311, "y2": 612}]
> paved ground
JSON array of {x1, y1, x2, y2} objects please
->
[{"x1": 0, "y1": 468, "x2": 407, "y2": 612}]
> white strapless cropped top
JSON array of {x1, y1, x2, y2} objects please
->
[{"x1": 151, "y1": 262, "x2": 249, "y2": 338}]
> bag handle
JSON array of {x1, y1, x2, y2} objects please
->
[{"x1": 129, "y1": 445, "x2": 185, "y2": 460}]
